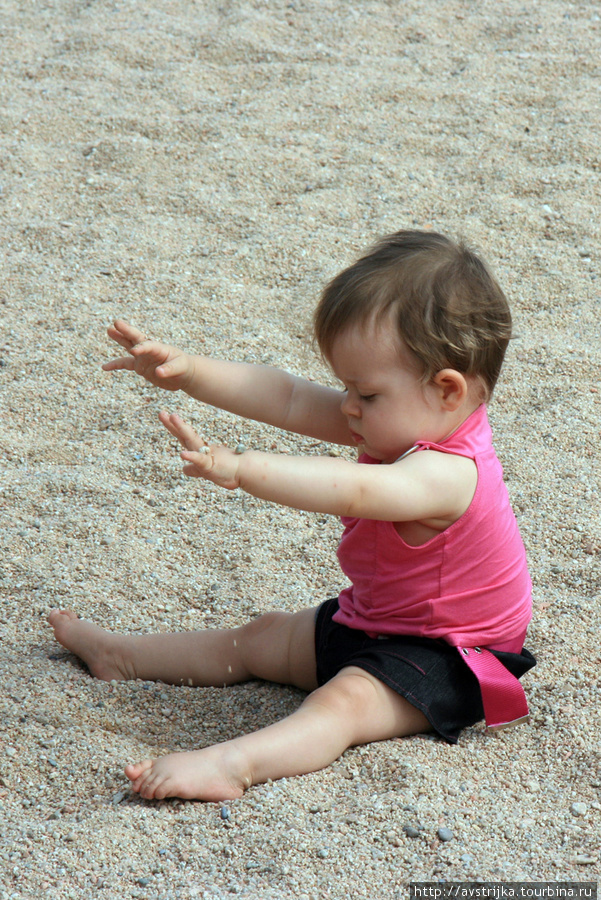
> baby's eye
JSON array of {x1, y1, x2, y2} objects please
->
[{"x1": 359, "y1": 393, "x2": 376, "y2": 402}]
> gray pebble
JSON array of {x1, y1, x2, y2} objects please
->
[
  {"x1": 403, "y1": 825, "x2": 420, "y2": 838},
  {"x1": 438, "y1": 827, "x2": 454, "y2": 842},
  {"x1": 571, "y1": 802, "x2": 587, "y2": 816},
  {"x1": 220, "y1": 806, "x2": 230, "y2": 820},
  {"x1": 317, "y1": 848, "x2": 329, "y2": 858}
]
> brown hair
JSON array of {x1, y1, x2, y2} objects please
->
[{"x1": 314, "y1": 230, "x2": 512, "y2": 400}]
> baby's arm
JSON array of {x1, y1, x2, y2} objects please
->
[
  {"x1": 161, "y1": 412, "x2": 476, "y2": 526},
  {"x1": 104, "y1": 320, "x2": 352, "y2": 445}
]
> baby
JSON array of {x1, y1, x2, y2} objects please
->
[{"x1": 49, "y1": 229, "x2": 535, "y2": 801}]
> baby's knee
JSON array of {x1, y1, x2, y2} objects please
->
[
  {"x1": 237, "y1": 610, "x2": 291, "y2": 644},
  {"x1": 311, "y1": 668, "x2": 379, "y2": 719},
  {"x1": 235, "y1": 610, "x2": 291, "y2": 667}
]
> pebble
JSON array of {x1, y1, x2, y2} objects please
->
[
  {"x1": 403, "y1": 825, "x2": 420, "y2": 838},
  {"x1": 570, "y1": 802, "x2": 588, "y2": 816},
  {"x1": 437, "y1": 827, "x2": 454, "y2": 842},
  {"x1": 220, "y1": 806, "x2": 230, "y2": 820}
]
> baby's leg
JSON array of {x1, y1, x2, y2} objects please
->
[
  {"x1": 48, "y1": 606, "x2": 318, "y2": 690},
  {"x1": 125, "y1": 666, "x2": 431, "y2": 801}
]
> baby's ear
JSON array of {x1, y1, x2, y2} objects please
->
[{"x1": 432, "y1": 369, "x2": 468, "y2": 410}]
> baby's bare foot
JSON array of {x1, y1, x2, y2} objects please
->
[
  {"x1": 125, "y1": 744, "x2": 249, "y2": 802},
  {"x1": 48, "y1": 609, "x2": 134, "y2": 681}
]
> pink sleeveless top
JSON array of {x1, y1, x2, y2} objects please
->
[{"x1": 334, "y1": 404, "x2": 532, "y2": 651}]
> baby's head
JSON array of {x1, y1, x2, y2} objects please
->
[{"x1": 314, "y1": 230, "x2": 512, "y2": 403}]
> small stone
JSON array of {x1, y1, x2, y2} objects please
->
[
  {"x1": 234, "y1": 444, "x2": 246, "y2": 454},
  {"x1": 403, "y1": 824, "x2": 420, "y2": 838},
  {"x1": 317, "y1": 848, "x2": 329, "y2": 858},
  {"x1": 437, "y1": 827, "x2": 454, "y2": 842},
  {"x1": 137, "y1": 877, "x2": 151, "y2": 886},
  {"x1": 220, "y1": 806, "x2": 230, "y2": 820},
  {"x1": 571, "y1": 802, "x2": 587, "y2": 816}
]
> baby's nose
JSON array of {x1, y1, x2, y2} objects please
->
[{"x1": 340, "y1": 392, "x2": 359, "y2": 417}]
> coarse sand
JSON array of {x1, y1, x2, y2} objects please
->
[{"x1": 0, "y1": 1, "x2": 600, "y2": 898}]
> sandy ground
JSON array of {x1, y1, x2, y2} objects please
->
[{"x1": 1, "y1": 0, "x2": 600, "y2": 897}]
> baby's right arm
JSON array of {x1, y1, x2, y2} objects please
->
[{"x1": 103, "y1": 320, "x2": 352, "y2": 445}]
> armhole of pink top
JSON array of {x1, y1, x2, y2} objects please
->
[{"x1": 395, "y1": 444, "x2": 421, "y2": 462}]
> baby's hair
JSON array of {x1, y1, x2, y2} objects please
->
[{"x1": 314, "y1": 230, "x2": 512, "y2": 401}]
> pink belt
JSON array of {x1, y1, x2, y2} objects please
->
[{"x1": 457, "y1": 646, "x2": 530, "y2": 730}]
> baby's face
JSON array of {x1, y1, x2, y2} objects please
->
[{"x1": 329, "y1": 318, "x2": 445, "y2": 462}]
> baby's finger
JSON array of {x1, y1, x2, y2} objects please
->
[
  {"x1": 158, "y1": 411, "x2": 205, "y2": 451},
  {"x1": 182, "y1": 462, "x2": 206, "y2": 478},
  {"x1": 102, "y1": 356, "x2": 135, "y2": 372},
  {"x1": 154, "y1": 355, "x2": 188, "y2": 380},
  {"x1": 106, "y1": 327, "x2": 135, "y2": 352},
  {"x1": 129, "y1": 341, "x2": 169, "y2": 365},
  {"x1": 157, "y1": 410, "x2": 185, "y2": 443},
  {"x1": 182, "y1": 447, "x2": 212, "y2": 464},
  {"x1": 111, "y1": 320, "x2": 150, "y2": 348},
  {"x1": 181, "y1": 447, "x2": 213, "y2": 477}
]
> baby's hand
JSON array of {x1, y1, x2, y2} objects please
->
[
  {"x1": 159, "y1": 411, "x2": 242, "y2": 491},
  {"x1": 103, "y1": 320, "x2": 194, "y2": 392}
]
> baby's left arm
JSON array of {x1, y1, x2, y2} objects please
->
[{"x1": 161, "y1": 412, "x2": 476, "y2": 526}]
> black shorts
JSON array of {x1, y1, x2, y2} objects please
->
[{"x1": 315, "y1": 597, "x2": 536, "y2": 743}]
